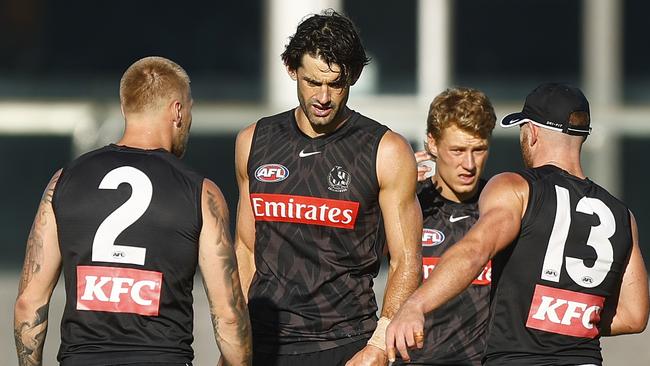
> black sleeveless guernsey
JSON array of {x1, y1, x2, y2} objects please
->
[
  {"x1": 53, "y1": 144, "x2": 203, "y2": 365},
  {"x1": 395, "y1": 179, "x2": 490, "y2": 365},
  {"x1": 484, "y1": 165, "x2": 632, "y2": 366},
  {"x1": 247, "y1": 109, "x2": 389, "y2": 354}
]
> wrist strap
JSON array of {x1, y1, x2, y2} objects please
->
[{"x1": 367, "y1": 316, "x2": 390, "y2": 351}]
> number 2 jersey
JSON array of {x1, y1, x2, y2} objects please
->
[
  {"x1": 246, "y1": 109, "x2": 389, "y2": 354},
  {"x1": 395, "y1": 178, "x2": 490, "y2": 365},
  {"x1": 52, "y1": 144, "x2": 204, "y2": 365},
  {"x1": 484, "y1": 165, "x2": 633, "y2": 365}
]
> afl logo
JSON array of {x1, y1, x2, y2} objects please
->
[
  {"x1": 422, "y1": 228, "x2": 445, "y2": 247},
  {"x1": 255, "y1": 164, "x2": 289, "y2": 182}
]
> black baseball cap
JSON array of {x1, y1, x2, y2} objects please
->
[{"x1": 501, "y1": 82, "x2": 591, "y2": 136}]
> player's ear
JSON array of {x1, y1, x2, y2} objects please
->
[
  {"x1": 426, "y1": 133, "x2": 438, "y2": 159},
  {"x1": 172, "y1": 100, "x2": 183, "y2": 128},
  {"x1": 527, "y1": 123, "x2": 539, "y2": 146},
  {"x1": 287, "y1": 66, "x2": 297, "y2": 81}
]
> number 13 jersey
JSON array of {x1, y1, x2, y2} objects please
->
[
  {"x1": 485, "y1": 165, "x2": 633, "y2": 366},
  {"x1": 53, "y1": 144, "x2": 204, "y2": 365}
]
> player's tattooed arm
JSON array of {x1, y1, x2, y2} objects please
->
[
  {"x1": 15, "y1": 170, "x2": 63, "y2": 366},
  {"x1": 15, "y1": 304, "x2": 49, "y2": 366},
  {"x1": 200, "y1": 179, "x2": 252, "y2": 366}
]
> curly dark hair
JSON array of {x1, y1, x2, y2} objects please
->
[{"x1": 281, "y1": 9, "x2": 370, "y2": 86}]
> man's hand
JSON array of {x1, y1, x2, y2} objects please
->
[
  {"x1": 345, "y1": 344, "x2": 387, "y2": 366},
  {"x1": 385, "y1": 300, "x2": 425, "y2": 363},
  {"x1": 414, "y1": 151, "x2": 435, "y2": 182}
]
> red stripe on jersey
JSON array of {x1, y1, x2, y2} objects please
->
[{"x1": 250, "y1": 193, "x2": 360, "y2": 229}]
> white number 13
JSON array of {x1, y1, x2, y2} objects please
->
[
  {"x1": 92, "y1": 166, "x2": 152, "y2": 265},
  {"x1": 541, "y1": 185, "x2": 616, "y2": 288}
]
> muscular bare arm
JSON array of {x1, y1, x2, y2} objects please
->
[
  {"x1": 377, "y1": 132, "x2": 423, "y2": 320},
  {"x1": 385, "y1": 172, "x2": 528, "y2": 362},
  {"x1": 601, "y1": 211, "x2": 649, "y2": 336},
  {"x1": 234, "y1": 124, "x2": 256, "y2": 298},
  {"x1": 346, "y1": 132, "x2": 423, "y2": 366},
  {"x1": 14, "y1": 170, "x2": 63, "y2": 366},
  {"x1": 199, "y1": 179, "x2": 252, "y2": 365}
]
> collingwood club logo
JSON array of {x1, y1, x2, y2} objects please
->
[{"x1": 328, "y1": 165, "x2": 351, "y2": 192}]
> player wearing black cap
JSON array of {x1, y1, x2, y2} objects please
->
[{"x1": 387, "y1": 82, "x2": 649, "y2": 366}]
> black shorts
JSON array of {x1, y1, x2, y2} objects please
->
[{"x1": 253, "y1": 339, "x2": 368, "y2": 366}]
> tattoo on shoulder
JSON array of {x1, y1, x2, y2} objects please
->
[
  {"x1": 18, "y1": 171, "x2": 60, "y2": 297},
  {"x1": 41, "y1": 170, "x2": 61, "y2": 204},
  {"x1": 206, "y1": 190, "x2": 221, "y2": 220}
]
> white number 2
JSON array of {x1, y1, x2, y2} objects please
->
[
  {"x1": 91, "y1": 166, "x2": 152, "y2": 265},
  {"x1": 540, "y1": 185, "x2": 615, "y2": 288}
]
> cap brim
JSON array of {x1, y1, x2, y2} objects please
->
[{"x1": 500, "y1": 112, "x2": 529, "y2": 128}]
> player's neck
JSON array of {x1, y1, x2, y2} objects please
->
[
  {"x1": 117, "y1": 123, "x2": 172, "y2": 153},
  {"x1": 532, "y1": 149, "x2": 585, "y2": 179},
  {"x1": 536, "y1": 160, "x2": 586, "y2": 179},
  {"x1": 295, "y1": 107, "x2": 351, "y2": 137},
  {"x1": 531, "y1": 134, "x2": 586, "y2": 179}
]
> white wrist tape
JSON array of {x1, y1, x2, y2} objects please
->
[{"x1": 367, "y1": 316, "x2": 391, "y2": 351}]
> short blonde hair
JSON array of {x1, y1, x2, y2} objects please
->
[
  {"x1": 119, "y1": 56, "x2": 190, "y2": 114},
  {"x1": 427, "y1": 87, "x2": 496, "y2": 140}
]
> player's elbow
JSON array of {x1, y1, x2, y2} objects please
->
[
  {"x1": 627, "y1": 306, "x2": 650, "y2": 334},
  {"x1": 214, "y1": 301, "x2": 249, "y2": 331},
  {"x1": 217, "y1": 308, "x2": 241, "y2": 327},
  {"x1": 214, "y1": 306, "x2": 251, "y2": 345},
  {"x1": 629, "y1": 293, "x2": 650, "y2": 333},
  {"x1": 613, "y1": 303, "x2": 650, "y2": 335},
  {"x1": 14, "y1": 294, "x2": 42, "y2": 322},
  {"x1": 460, "y1": 239, "x2": 491, "y2": 271}
]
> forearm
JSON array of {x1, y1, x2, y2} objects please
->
[
  {"x1": 206, "y1": 270, "x2": 253, "y2": 366},
  {"x1": 213, "y1": 315, "x2": 253, "y2": 366},
  {"x1": 409, "y1": 242, "x2": 488, "y2": 314},
  {"x1": 14, "y1": 298, "x2": 50, "y2": 366},
  {"x1": 235, "y1": 242, "x2": 255, "y2": 298},
  {"x1": 381, "y1": 255, "x2": 422, "y2": 319},
  {"x1": 205, "y1": 256, "x2": 253, "y2": 365}
]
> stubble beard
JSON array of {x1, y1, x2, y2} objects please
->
[
  {"x1": 521, "y1": 133, "x2": 534, "y2": 168},
  {"x1": 172, "y1": 131, "x2": 189, "y2": 158}
]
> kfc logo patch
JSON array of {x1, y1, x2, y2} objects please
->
[
  {"x1": 526, "y1": 284, "x2": 604, "y2": 338},
  {"x1": 77, "y1": 266, "x2": 163, "y2": 316},
  {"x1": 422, "y1": 228, "x2": 445, "y2": 247},
  {"x1": 255, "y1": 164, "x2": 289, "y2": 183}
]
